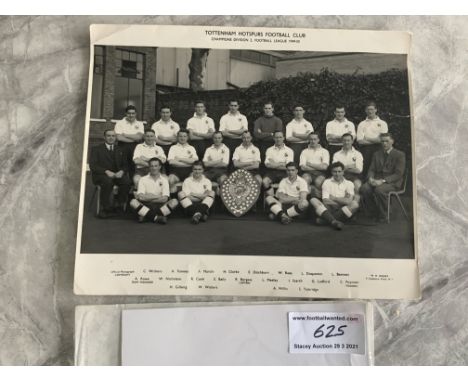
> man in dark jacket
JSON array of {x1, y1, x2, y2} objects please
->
[
  {"x1": 360, "y1": 133, "x2": 406, "y2": 222},
  {"x1": 89, "y1": 129, "x2": 131, "y2": 218}
]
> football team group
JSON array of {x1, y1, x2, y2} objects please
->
[{"x1": 89, "y1": 100, "x2": 406, "y2": 229}]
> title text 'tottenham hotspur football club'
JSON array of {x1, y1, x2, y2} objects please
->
[{"x1": 205, "y1": 30, "x2": 306, "y2": 42}]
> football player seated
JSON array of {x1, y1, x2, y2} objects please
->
[
  {"x1": 177, "y1": 161, "x2": 215, "y2": 224},
  {"x1": 310, "y1": 161, "x2": 359, "y2": 230},
  {"x1": 265, "y1": 162, "x2": 309, "y2": 225},
  {"x1": 129, "y1": 157, "x2": 178, "y2": 224}
]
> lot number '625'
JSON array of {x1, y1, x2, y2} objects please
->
[{"x1": 313, "y1": 324, "x2": 347, "y2": 338}]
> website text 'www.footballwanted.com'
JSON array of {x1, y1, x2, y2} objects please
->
[
  {"x1": 291, "y1": 314, "x2": 360, "y2": 322},
  {"x1": 288, "y1": 312, "x2": 366, "y2": 355}
]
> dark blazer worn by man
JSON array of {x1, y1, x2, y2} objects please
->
[
  {"x1": 89, "y1": 143, "x2": 131, "y2": 216},
  {"x1": 360, "y1": 147, "x2": 406, "y2": 220},
  {"x1": 368, "y1": 148, "x2": 406, "y2": 188}
]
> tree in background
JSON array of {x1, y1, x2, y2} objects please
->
[{"x1": 189, "y1": 49, "x2": 210, "y2": 91}]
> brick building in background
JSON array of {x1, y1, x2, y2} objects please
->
[{"x1": 89, "y1": 45, "x2": 157, "y2": 145}]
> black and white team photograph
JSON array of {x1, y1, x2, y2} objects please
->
[{"x1": 79, "y1": 44, "x2": 414, "y2": 260}]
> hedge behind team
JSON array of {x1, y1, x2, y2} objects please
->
[{"x1": 100, "y1": 100, "x2": 403, "y2": 227}]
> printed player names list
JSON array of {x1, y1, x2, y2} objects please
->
[{"x1": 109, "y1": 265, "x2": 395, "y2": 296}]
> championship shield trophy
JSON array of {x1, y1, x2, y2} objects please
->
[{"x1": 220, "y1": 169, "x2": 261, "y2": 217}]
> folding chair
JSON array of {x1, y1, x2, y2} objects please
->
[
  {"x1": 89, "y1": 184, "x2": 122, "y2": 216},
  {"x1": 386, "y1": 171, "x2": 409, "y2": 223},
  {"x1": 88, "y1": 185, "x2": 101, "y2": 216}
]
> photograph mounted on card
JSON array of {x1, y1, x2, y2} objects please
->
[{"x1": 74, "y1": 24, "x2": 420, "y2": 299}]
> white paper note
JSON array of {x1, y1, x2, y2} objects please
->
[
  {"x1": 288, "y1": 312, "x2": 365, "y2": 354},
  {"x1": 121, "y1": 302, "x2": 373, "y2": 365}
]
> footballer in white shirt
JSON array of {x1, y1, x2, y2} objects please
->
[
  {"x1": 285, "y1": 105, "x2": 314, "y2": 163},
  {"x1": 262, "y1": 131, "x2": 294, "y2": 196},
  {"x1": 114, "y1": 105, "x2": 145, "y2": 174},
  {"x1": 151, "y1": 106, "x2": 180, "y2": 156},
  {"x1": 177, "y1": 161, "x2": 216, "y2": 224},
  {"x1": 129, "y1": 158, "x2": 179, "y2": 224},
  {"x1": 325, "y1": 105, "x2": 356, "y2": 157},
  {"x1": 132, "y1": 130, "x2": 167, "y2": 187},
  {"x1": 202, "y1": 131, "x2": 230, "y2": 186},
  {"x1": 219, "y1": 100, "x2": 248, "y2": 154},
  {"x1": 265, "y1": 162, "x2": 309, "y2": 225},
  {"x1": 186, "y1": 101, "x2": 216, "y2": 159},
  {"x1": 232, "y1": 131, "x2": 262, "y2": 185},
  {"x1": 332, "y1": 133, "x2": 364, "y2": 196},
  {"x1": 167, "y1": 130, "x2": 199, "y2": 192},
  {"x1": 310, "y1": 162, "x2": 360, "y2": 230},
  {"x1": 299, "y1": 132, "x2": 330, "y2": 198},
  {"x1": 356, "y1": 101, "x2": 389, "y2": 175}
]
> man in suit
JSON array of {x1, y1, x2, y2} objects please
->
[
  {"x1": 89, "y1": 129, "x2": 132, "y2": 218},
  {"x1": 360, "y1": 133, "x2": 406, "y2": 222}
]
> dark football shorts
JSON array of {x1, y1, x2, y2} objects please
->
[
  {"x1": 204, "y1": 167, "x2": 228, "y2": 181},
  {"x1": 134, "y1": 167, "x2": 150, "y2": 177},
  {"x1": 344, "y1": 172, "x2": 362, "y2": 182},
  {"x1": 264, "y1": 169, "x2": 286, "y2": 183},
  {"x1": 169, "y1": 166, "x2": 192, "y2": 181}
]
